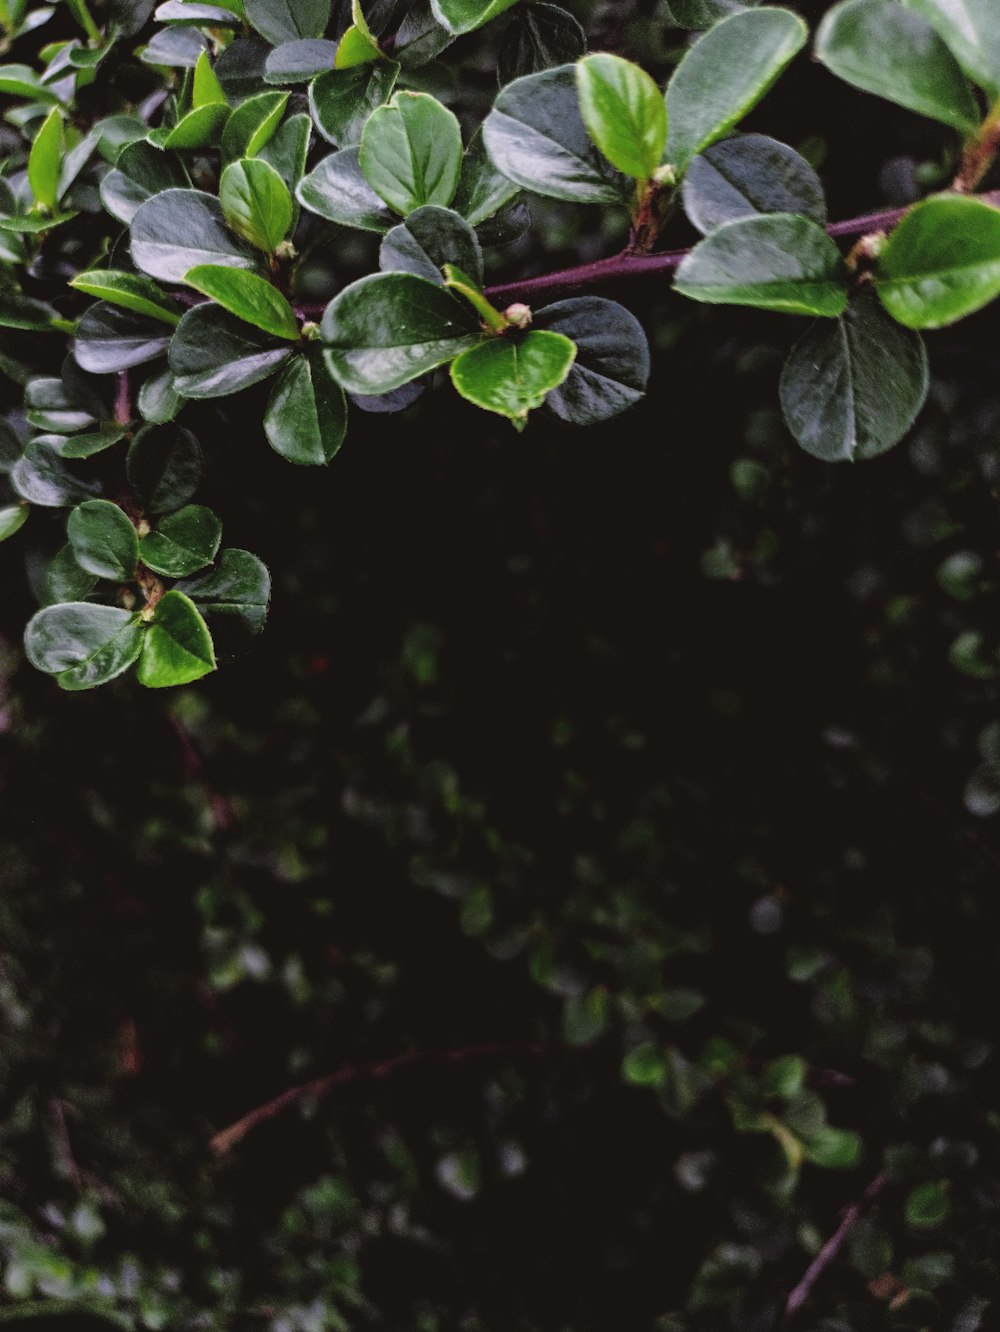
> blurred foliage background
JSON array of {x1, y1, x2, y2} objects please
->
[{"x1": 2, "y1": 0, "x2": 1000, "y2": 1328}]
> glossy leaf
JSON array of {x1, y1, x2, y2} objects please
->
[
  {"x1": 25, "y1": 372, "x2": 104, "y2": 434},
  {"x1": 430, "y1": 0, "x2": 519, "y2": 34},
  {"x1": 359, "y1": 91, "x2": 463, "y2": 216},
  {"x1": 665, "y1": 8, "x2": 808, "y2": 172},
  {"x1": 28, "y1": 107, "x2": 64, "y2": 210},
  {"x1": 155, "y1": 1, "x2": 238, "y2": 20},
  {"x1": 99, "y1": 140, "x2": 190, "y2": 226},
  {"x1": 380, "y1": 205, "x2": 483, "y2": 285},
  {"x1": 11, "y1": 438, "x2": 100, "y2": 508},
  {"x1": 576, "y1": 53, "x2": 667, "y2": 182},
  {"x1": 875, "y1": 194, "x2": 1000, "y2": 328},
  {"x1": 219, "y1": 157, "x2": 293, "y2": 253},
  {"x1": 140, "y1": 504, "x2": 222, "y2": 576},
  {"x1": 130, "y1": 188, "x2": 258, "y2": 284},
  {"x1": 309, "y1": 61, "x2": 400, "y2": 146},
  {"x1": 451, "y1": 133, "x2": 521, "y2": 227},
  {"x1": 138, "y1": 368, "x2": 184, "y2": 425},
  {"x1": 70, "y1": 271, "x2": 182, "y2": 326},
  {"x1": 73, "y1": 302, "x2": 173, "y2": 373},
  {"x1": 221, "y1": 89, "x2": 289, "y2": 164},
  {"x1": 815, "y1": 0, "x2": 979, "y2": 133},
  {"x1": 532, "y1": 295, "x2": 650, "y2": 424},
  {"x1": 169, "y1": 303, "x2": 293, "y2": 397},
  {"x1": 127, "y1": 424, "x2": 203, "y2": 512},
  {"x1": 297, "y1": 146, "x2": 396, "y2": 231},
  {"x1": 175, "y1": 548, "x2": 271, "y2": 632},
  {"x1": 482, "y1": 64, "x2": 627, "y2": 204},
  {"x1": 192, "y1": 48, "x2": 227, "y2": 107},
  {"x1": 137, "y1": 590, "x2": 216, "y2": 687},
  {"x1": 141, "y1": 24, "x2": 208, "y2": 67},
  {"x1": 244, "y1": 0, "x2": 331, "y2": 44},
  {"x1": 156, "y1": 102, "x2": 230, "y2": 151},
  {"x1": 498, "y1": 3, "x2": 586, "y2": 84},
  {"x1": 44, "y1": 545, "x2": 98, "y2": 605},
  {"x1": 683, "y1": 134, "x2": 826, "y2": 234},
  {"x1": 321, "y1": 271, "x2": 480, "y2": 393},
  {"x1": 450, "y1": 329, "x2": 575, "y2": 429},
  {"x1": 674, "y1": 213, "x2": 848, "y2": 316},
  {"x1": 0, "y1": 292, "x2": 62, "y2": 332},
  {"x1": 0, "y1": 504, "x2": 29, "y2": 543},
  {"x1": 60, "y1": 425, "x2": 129, "y2": 459},
  {"x1": 67, "y1": 499, "x2": 139, "y2": 580},
  {"x1": 184, "y1": 265, "x2": 299, "y2": 340},
  {"x1": 780, "y1": 292, "x2": 929, "y2": 462},
  {"x1": 264, "y1": 349, "x2": 348, "y2": 463},
  {"x1": 264, "y1": 38, "x2": 338, "y2": 82},
  {"x1": 25, "y1": 602, "x2": 145, "y2": 690},
  {"x1": 904, "y1": 0, "x2": 1000, "y2": 97}
]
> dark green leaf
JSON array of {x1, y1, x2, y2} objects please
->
[
  {"x1": 622, "y1": 1042, "x2": 668, "y2": 1087},
  {"x1": 359, "y1": 91, "x2": 463, "y2": 215},
  {"x1": 256, "y1": 112, "x2": 312, "y2": 210},
  {"x1": 74, "y1": 302, "x2": 174, "y2": 374},
  {"x1": 130, "y1": 188, "x2": 258, "y2": 284},
  {"x1": 184, "y1": 265, "x2": 299, "y2": 339},
  {"x1": 25, "y1": 372, "x2": 105, "y2": 433},
  {"x1": 450, "y1": 328, "x2": 575, "y2": 429},
  {"x1": 99, "y1": 140, "x2": 190, "y2": 226},
  {"x1": 44, "y1": 544, "x2": 98, "y2": 605},
  {"x1": 25, "y1": 602, "x2": 144, "y2": 690},
  {"x1": 137, "y1": 589, "x2": 216, "y2": 687},
  {"x1": 70, "y1": 271, "x2": 182, "y2": 326},
  {"x1": 140, "y1": 504, "x2": 222, "y2": 576},
  {"x1": 430, "y1": 0, "x2": 518, "y2": 34},
  {"x1": 666, "y1": 7, "x2": 808, "y2": 172},
  {"x1": 264, "y1": 349, "x2": 347, "y2": 463},
  {"x1": 297, "y1": 146, "x2": 397, "y2": 231},
  {"x1": 498, "y1": 3, "x2": 586, "y2": 83},
  {"x1": 906, "y1": 0, "x2": 1000, "y2": 96},
  {"x1": 127, "y1": 423, "x2": 203, "y2": 512},
  {"x1": 0, "y1": 292, "x2": 62, "y2": 333},
  {"x1": 815, "y1": 0, "x2": 979, "y2": 133},
  {"x1": 452, "y1": 132, "x2": 521, "y2": 226},
  {"x1": 533, "y1": 295, "x2": 650, "y2": 424},
  {"x1": 169, "y1": 303, "x2": 293, "y2": 397},
  {"x1": 674, "y1": 213, "x2": 848, "y2": 316},
  {"x1": 482, "y1": 64, "x2": 628, "y2": 204},
  {"x1": 683, "y1": 133, "x2": 826, "y2": 234},
  {"x1": 576, "y1": 53, "x2": 666, "y2": 182},
  {"x1": 393, "y1": 2, "x2": 455, "y2": 67},
  {"x1": 175, "y1": 547, "x2": 271, "y2": 632},
  {"x1": 309, "y1": 61, "x2": 400, "y2": 146},
  {"x1": 60, "y1": 425, "x2": 129, "y2": 458},
  {"x1": 245, "y1": 0, "x2": 331, "y2": 44},
  {"x1": 12, "y1": 438, "x2": 101, "y2": 506},
  {"x1": 221, "y1": 89, "x2": 290, "y2": 164},
  {"x1": 264, "y1": 38, "x2": 338, "y2": 82},
  {"x1": 380, "y1": 205, "x2": 483, "y2": 284},
  {"x1": 155, "y1": 1, "x2": 239, "y2": 20},
  {"x1": 67, "y1": 499, "x2": 139, "y2": 580},
  {"x1": 141, "y1": 24, "x2": 208, "y2": 67},
  {"x1": 138, "y1": 367, "x2": 184, "y2": 424},
  {"x1": 219, "y1": 157, "x2": 293, "y2": 252},
  {"x1": 875, "y1": 194, "x2": 1000, "y2": 328},
  {"x1": 0, "y1": 420, "x2": 22, "y2": 472},
  {"x1": 779, "y1": 292, "x2": 929, "y2": 461},
  {"x1": 215, "y1": 36, "x2": 273, "y2": 102},
  {"x1": 0, "y1": 63, "x2": 65, "y2": 104}
]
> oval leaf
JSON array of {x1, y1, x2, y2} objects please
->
[
  {"x1": 532, "y1": 295, "x2": 650, "y2": 424},
  {"x1": 430, "y1": 0, "x2": 519, "y2": 34},
  {"x1": 169, "y1": 303, "x2": 293, "y2": 397},
  {"x1": 264, "y1": 350, "x2": 348, "y2": 464},
  {"x1": 297, "y1": 146, "x2": 396, "y2": 231},
  {"x1": 140, "y1": 504, "x2": 222, "y2": 576},
  {"x1": 74, "y1": 302, "x2": 174, "y2": 374},
  {"x1": 576, "y1": 53, "x2": 667, "y2": 182},
  {"x1": 130, "y1": 188, "x2": 258, "y2": 284},
  {"x1": 683, "y1": 133, "x2": 826, "y2": 235},
  {"x1": 380, "y1": 205, "x2": 483, "y2": 285},
  {"x1": 903, "y1": 0, "x2": 1000, "y2": 97},
  {"x1": 450, "y1": 329, "x2": 576, "y2": 429},
  {"x1": 184, "y1": 265, "x2": 300, "y2": 340},
  {"x1": 309, "y1": 61, "x2": 400, "y2": 147},
  {"x1": 70, "y1": 271, "x2": 182, "y2": 326},
  {"x1": 245, "y1": 0, "x2": 331, "y2": 44},
  {"x1": 127, "y1": 423, "x2": 203, "y2": 512},
  {"x1": 67, "y1": 499, "x2": 139, "y2": 580},
  {"x1": 359, "y1": 91, "x2": 463, "y2": 216},
  {"x1": 137, "y1": 590, "x2": 216, "y2": 687},
  {"x1": 175, "y1": 548, "x2": 271, "y2": 633},
  {"x1": 25, "y1": 602, "x2": 144, "y2": 690},
  {"x1": 219, "y1": 156, "x2": 293, "y2": 253}
]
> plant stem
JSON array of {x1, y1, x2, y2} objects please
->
[{"x1": 783, "y1": 1173, "x2": 889, "y2": 1320}]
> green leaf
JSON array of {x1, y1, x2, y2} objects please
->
[
  {"x1": 666, "y1": 7, "x2": 808, "y2": 172},
  {"x1": 0, "y1": 64, "x2": 63, "y2": 104},
  {"x1": 762, "y1": 1055, "x2": 807, "y2": 1099},
  {"x1": 482, "y1": 64, "x2": 628, "y2": 204},
  {"x1": 904, "y1": 0, "x2": 1000, "y2": 97},
  {"x1": 44, "y1": 544, "x2": 98, "y2": 605},
  {"x1": 815, "y1": 0, "x2": 979, "y2": 134},
  {"x1": 674, "y1": 213, "x2": 848, "y2": 316},
  {"x1": 0, "y1": 292, "x2": 62, "y2": 332},
  {"x1": 60, "y1": 425, "x2": 129, "y2": 459},
  {"x1": 169, "y1": 303, "x2": 293, "y2": 397},
  {"x1": 804, "y1": 1126, "x2": 863, "y2": 1169},
  {"x1": 780, "y1": 292, "x2": 929, "y2": 461},
  {"x1": 175, "y1": 548, "x2": 271, "y2": 632},
  {"x1": 622, "y1": 1042, "x2": 668, "y2": 1087},
  {"x1": 28, "y1": 107, "x2": 64, "y2": 210},
  {"x1": 264, "y1": 349, "x2": 347, "y2": 463},
  {"x1": 0, "y1": 504, "x2": 28, "y2": 543},
  {"x1": 430, "y1": 0, "x2": 519, "y2": 35},
  {"x1": 219, "y1": 157, "x2": 293, "y2": 252},
  {"x1": 576, "y1": 53, "x2": 667, "y2": 182},
  {"x1": 25, "y1": 603, "x2": 145, "y2": 690},
  {"x1": 184, "y1": 265, "x2": 299, "y2": 340},
  {"x1": 452, "y1": 132, "x2": 521, "y2": 226},
  {"x1": 450, "y1": 329, "x2": 575, "y2": 429},
  {"x1": 192, "y1": 48, "x2": 227, "y2": 107},
  {"x1": 321, "y1": 271, "x2": 480, "y2": 393},
  {"x1": 683, "y1": 133, "x2": 826, "y2": 234},
  {"x1": 359, "y1": 91, "x2": 463, "y2": 215},
  {"x1": 70, "y1": 271, "x2": 182, "y2": 326},
  {"x1": 0, "y1": 211, "x2": 78, "y2": 235},
  {"x1": 142, "y1": 24, "x2": 208, "y2": 67},
  {"x1": 380, "y1": 205, "x2": 483, "y2": 285},
  {"x1": 138, "y1": 367, "x2": 184, "y2": 424},
  {"x1": 130, "y1": 188, "x2": 258, "y2": 284},
  {"x1": 73, "y1": 302, "x2": 174, "y2": 374},
  {"x1": 137, "y1": 590, "x2": 216, "y2": 687},
  {"x1": 297, "y1": 146, "x2": 396, "y2": 231},
  {"x1": 155, "y1": 1, "x2": 240, "y2": 20},
  {"x1": 875, "y1": 194, "x2": 1000, "y2": 328},
  {"x1": 334, "y1": 23, "x2": 383, "y2": 69},
  {"x1": 498, "y1": 3, "x2": 586, "y2": 84},
  {"x1": 99, "y1": 140, "x2": 190, "y2": 226},
  {"x1": 562, "y1": 988, "x2": 609, "y2": 1047},
  {"x1": 25, "y1": 372, "x2": 104, "y2": 433},
  {"x1": 264, "y1": 38, "x2": 338, "y2": 82},
  {"x1": 244, "y1": 0, "x2": 330, "y2": 44},
  {"x1": 67, "y1": 499, "x2": 139, "y2": 580},
  {"x1": 140, "y1": 504, "x2": 222, "y2": 576},
  {"x1": 309, "y1": 61, "x2": 400, "y2": 146},
  {"x1": 127, "y1": 423, "x2": 203, "y2": 512},
  {"x1": 393, "y1": 2, "x2": 456, "y2": 68},
  {"x1": 153, "y1": 101, "x2": 230, "y2": 151},
  {"x1": 221, "y1": 89, "x2": 289, "y2": 164},
  {"x1": 532, "y1": 295, "x2": 650, "y2": 424}
]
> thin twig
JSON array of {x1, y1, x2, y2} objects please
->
[
  {"x1": 113, "y1": 370, "x2": 131, "y2": 426},
  {"x1": 209, "y1": 1042, "x2": 544, "y2": 1156},
  {"x1": 784, "y1": 1173, "x2": 888, "y2": 1320}
]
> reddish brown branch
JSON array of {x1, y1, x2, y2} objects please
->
[
  {"x1": 784, "y1": 1173, "x2": 888, "y2": 1320},
  {"x1": 208, "y1": 1042, "x2": 543, "y2": 1156}
]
